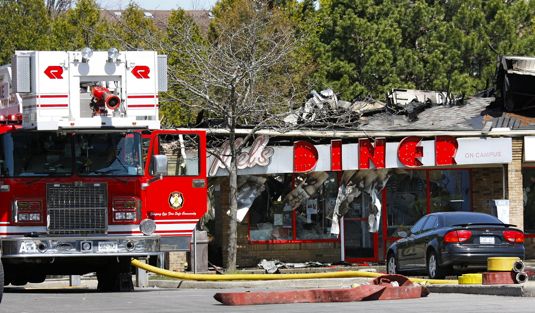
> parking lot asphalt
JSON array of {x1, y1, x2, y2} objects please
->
[{"x1": 13, "y1": 274, "x2": 535, "y2": 298}]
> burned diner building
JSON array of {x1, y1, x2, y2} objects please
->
[{"x1": 203, "y1": 56, "x2": 535, "y2": 268}]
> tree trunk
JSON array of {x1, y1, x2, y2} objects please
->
[
  {"x1": 226, "y1": 97, "x2": 238, "y2": 271},
  {"x1": 227, "y1": 161, "x2": 238, "y2": 271}
]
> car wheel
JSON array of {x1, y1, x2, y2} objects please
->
[
  {"x1": 427, "y1": 250, "x2": 446, "y2": 279},
  {"x1": 386, "y1": 252, "x2": 399, "y2": 275}
]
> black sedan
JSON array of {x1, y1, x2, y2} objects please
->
[{"x1": 385, "y1": 212, "x2": 525, "y2": 279}]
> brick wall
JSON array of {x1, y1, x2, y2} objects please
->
[
  {"x1": 508, "y1": 138, "x2": 524, "y2": 230},
  {"x1": 166, "y1": 251, "x2": 188, "y2": 271},
  {"x1": 471, "y1": 167, "x2": 504, "y2": 214},
  {"x1": 524, "y1": 237, "x2": 535, "y2": 258},
  {"x1": 235, "y1": 221, "x2": 341, "y2": 267}
]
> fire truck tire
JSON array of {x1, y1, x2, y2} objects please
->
[
  {"x1": 0, "y1": 259, "x2": 4, "y2": 303},
  {"x1": 97, "y1": 258, "x2": 134, "y2": 292}
]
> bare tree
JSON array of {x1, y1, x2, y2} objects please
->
[
  {"x1": 46, "y1": 0, "x2": 73, "y2": 18},
  {"x1": 112, "y1": 2, "x2": 360, "y2": 270},
  {"x1": 157, "y1": 3, "x2": 304, "y2": 270}
]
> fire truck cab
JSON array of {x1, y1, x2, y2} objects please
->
[{"x1": 0, "y1": 49, "x2": 207, "y2": 297}]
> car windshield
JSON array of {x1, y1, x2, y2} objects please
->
[
  {"x1": 443, "y1": 213, "x2": 502, "y2": 227},
  {"x1": 0, "y1": 131, "x2": 142, "y2": 177}
]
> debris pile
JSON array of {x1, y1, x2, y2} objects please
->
[{"x1": 284, "y1": 87, "x2": 464, "y2": 126}]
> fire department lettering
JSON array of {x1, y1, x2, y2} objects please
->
[{"x1": 169, "y1": 192, "x2": 184, "y2": 209}]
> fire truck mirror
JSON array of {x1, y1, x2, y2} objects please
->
[{"x1": 151, "y1": 154, "x2": 168, "y2": 176}]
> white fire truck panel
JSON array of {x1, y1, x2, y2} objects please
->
[{"x1": 2, "y1": 49, "x2": 165, "y2": 130}]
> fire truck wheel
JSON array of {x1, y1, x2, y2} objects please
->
[
  {"x1": 97, "y1": 271, "x2": 116, "y2": 292},
  {"x1": 97, "y1": 271, "x2": 134, "y2": 292},
  {"x1": 0, "y1": 259, "x2": 4, "y2": 303},
  {"x1": 97, "y1": 258, "x2": 134, "y2": 292}
]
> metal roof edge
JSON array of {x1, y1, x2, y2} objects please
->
[{"x1": 195, "y1": 128, "x2": 526, "y2": 138}]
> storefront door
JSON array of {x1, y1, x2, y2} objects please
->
[{"x1": 342, "y1": 194, "x2": 379, "y2": 262}]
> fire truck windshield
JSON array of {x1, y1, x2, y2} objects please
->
[
  {"x1": 76, "y1": 133, "x2": 142, "y2": 176},
  {"x1": 0, "y1": 132, "x2": 143, "y2": 177},
  {"x1": 0, "y1": 132, "x2": 72, "y2": 177}
]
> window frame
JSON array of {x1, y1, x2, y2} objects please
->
[
  {"x1": 521, "y1": 166, "x2": 535, "y2": 237},
  {"x1": 422, "y1": 215, "x2": 438, "y2": 232},
  {"x1": 247, "y1": 172, "x2": 341, "y2": 244},
  {"x1": 385, "y1": 168, "x2": 472, "y2": 242}
]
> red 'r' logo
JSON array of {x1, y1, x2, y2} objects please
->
[
  {"x1": 131, "y1": 66, "x2": 150, "y2": 79},
  {"x1": 44, "y1": 66, "x2": 63, "y2": 79}
]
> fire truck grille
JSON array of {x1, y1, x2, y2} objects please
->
[{"x1": 47, "y1": 183, "x2": 108, "y2": 234}]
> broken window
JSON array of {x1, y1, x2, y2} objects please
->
[
  {"x1": 248, "y1": 173, "x2": 338, "y2": 242},
  {"x1": 294, "y1": 172, "x2": 338, "y2": 240},
  {"x1": 248, "y1": 174, "x2": 293, "y2": 241}
]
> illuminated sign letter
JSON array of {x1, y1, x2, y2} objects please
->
[
  {"x1": 358, "y1": 138, "x2": 385, "y2": 169},
  {"x1": 398, "y1": 136, "x2": 423, "y2": 167},
  {"x1": 294, "y1": 141, "x2": 318, "y2": 173},
  {"x1": 331, "y1": 140, "x2": 342, "y2": 171},
  {"x1": 435, "y1": 136, "x2": 458, "y2": 166}
]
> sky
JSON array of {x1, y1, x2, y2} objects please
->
[{"x1": 98, "y1": 0, "x2": 218, "y2": 10}]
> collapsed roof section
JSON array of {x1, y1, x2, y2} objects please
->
[
  {"x1": 194, "y1": 56, "x2": 535, "y2": 132},
  {"x1": 497, "y1": 56, "x2": 535, "y2": 113},
  {"x1": 360, "y1": 97, "x2": 490, "y2": 131},
  {"x1": 284, "y1": 88, "x2": 480, "y2": 131},
  {"x1": 284, "y1": 56, "x2": 535, "y2": 132}
]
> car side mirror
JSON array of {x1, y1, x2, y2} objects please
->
[
  {"x1": 151, "y1": 154, "x2": 168, "y2": 176},
  {"x1": 397, "y1": 231, "x2": 408, "y2": 238}
]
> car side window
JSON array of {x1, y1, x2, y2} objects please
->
[
  {"x1": 422, "y1": 215, "x2": 438, "y2": 232},
  {"x1": 410, "y1": 216, "x2": 428, "y2": 234}
]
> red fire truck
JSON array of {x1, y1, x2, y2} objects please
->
[{"x1": 0, "y1": 49, "x2": 207, "y2": 298}]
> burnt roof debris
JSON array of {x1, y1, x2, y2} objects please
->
[
  {"x1": 283, "y1": 54, "x2": 535, "y2": 132},
  {"x1": 361, "y1": 97, "x2": 492, "y2": 131},
  {"x1": 496, "y1": 56, "x2": 535, "y2": 113},
  {"x1": 283, "y1": 89, "x2": 381, "y2": 127},
  {"x1": 284, "y1": 88, "x2": 477, "y2": 131},
  {"x1": 386, "y1": 89, "x2": 464, "y2": 122},
  {"x1": 194, "y1": 55, "x2": 535, "y2": 133}
]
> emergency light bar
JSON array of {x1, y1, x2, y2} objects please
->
[{"x1": 0, "y1": 113, "x2": 22, "y2": 124}]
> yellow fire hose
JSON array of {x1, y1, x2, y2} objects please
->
[{"x1": 131, "y1": 259, "x2": 457, "y2": 285}]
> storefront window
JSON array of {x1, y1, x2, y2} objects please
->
[
  {"x1": 248, "y1": 173, "x2": 338, "y2": 242},
  {"x1": 385, "y1": 171, "x2": 427, "y2": 237},
  {"x1": 248, "y1": 174, "x2": 293, "y2": 241},
  {"x1": 295, "y1": 172, "x2": 338, "y2": 240},
  {"x1": 429, "y1": 170, "x2": 471, "y2": 212},
  {"x1": 523, "y1": 168, "x2": 535, "y2": 233}
]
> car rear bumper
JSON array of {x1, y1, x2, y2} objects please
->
[{"x1": 440, "y1": 245, "x2": 525, "y2": 267}]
